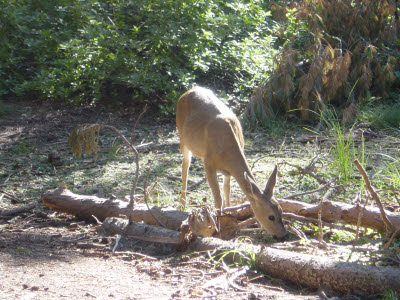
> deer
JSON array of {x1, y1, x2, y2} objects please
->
[{"x1": 176, "y1": 87, "x2": 287, "y2": 239}]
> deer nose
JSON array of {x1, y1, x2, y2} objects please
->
[{"x1": 273, "y1": 232, "x2": 288, "y2": 241}]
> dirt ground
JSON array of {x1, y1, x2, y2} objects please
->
[
  {"x1": 0, "y1": 221, "x2": 320, "y2": 300},
  {"x1": 0, "y1": 102, "x2": 324, "y2": 300}
]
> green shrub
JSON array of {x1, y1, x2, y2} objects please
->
[{"x1": 1, "y1": 0, "x2": 278, "y2": 110}]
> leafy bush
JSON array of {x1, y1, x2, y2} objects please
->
[
  {"x1": 243, "y1": 0, "x2": 400, "y2": 123},
  {"x1": 0, "y1": 0, "x2": 86, "y2": 99},
  {"x1": 1, "y1": 0, "x2": 278, "y2": 110}
]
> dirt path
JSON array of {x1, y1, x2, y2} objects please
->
[{"x1": 1, "y1": 254, "x2": 176, "y2": 299}]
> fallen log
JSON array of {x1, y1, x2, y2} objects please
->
[
  {"x1": 279, "y1": 199, "x2": 400, "y2": 233},
  {"x1": 100, "y1": 217, "x2": 400, "y2": 296},
  {"x1": 226, "y1": 198, "x2": 400, "y2": 234},
  {"x1": 98, "y1": 217, "x2": 182, "y2": 245},
  {"x1": 42, "y1": 186, "x2": 400, "y2": 234},
  {"x1": 42, "y1": 186, "x2": 187, "y2": 230}
]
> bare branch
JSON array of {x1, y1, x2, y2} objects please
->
[
  {"x1": 281, "y1": 161, "x2": 327, "y2": 184},
  {"x1": 283, "y1": 212, "x2": 357, "y2": 233},
  {"x1": 188, "y1": 178, "x2": 207, "y2": 191},
  {"x1": 283, "y1": 180, "x2": 336, "y2": 199},
  {"x1": 130, "y1": 104, "x2": 148, "y2": 145},
  {"x1": 354, "y1": 159, "x2": 394, "y2": 235}
]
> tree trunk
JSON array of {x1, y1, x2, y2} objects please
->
[{"x1": 100, "y1": 217, "x2": 400, "y2": 296}]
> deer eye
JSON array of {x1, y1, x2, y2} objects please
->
[{"x1": 268, "y1": 216, "x2": 275, "y2": 221}]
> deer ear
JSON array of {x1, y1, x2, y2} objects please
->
[
  {"x1": 263, "y1": 165, "x2": 277, "y2": 198},
  {"x1": 244, "y1": 172, "x2": 254, "y2": 195}
]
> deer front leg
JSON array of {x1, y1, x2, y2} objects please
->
[
  {"x1": 223, "y1": 175, "x2": 231, "y2": 208},
  {"x1": 204, "y1": 164, "x2": 223, "y2": 210},
  {"x1": 179, "y1": 147, "x2": 191, "y2": 210}
]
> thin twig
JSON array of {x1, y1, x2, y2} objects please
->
[
  {"x1": 318, "y1": 198, "x2": 324, "y2": 242},
  {"x1": 130, "y1": 104, "x2": 148, "y2": 145},
  {"x1": 281, "y1": 161, "x2": 327, "y2": 184},
  {"x1": 222, "y1": 203, "x2": 251, "y2": 213},
  {"x1": 0, "y1": 203, "x2": 36, "y2": 216},
  {"x1": 100, "y1": 125, "x2": 140, "y2": 207},
  {"x1": 76, "y1": 124, "x2": 140, "y2": 208},
  {"x1": 385, "y1": 227, "x2": 400, "y2": 249},
  {"x1": 113, "y1": 250, "x2": 158, "y2": 261},
  {"x1": 283, "y1": 212, "x2": 357, "y2": 233},
  {"x1": 188, "y1": 178, "x2": 207, "y2": 191},
  {"x1": 353, "y1": 192, "x2": 365, "y2": 246},
  {"x1": 0, "y1": 189, "x2": 21, "y2": 203},
  {"x1": 354, "y1": 159, "x2": 394, "y2": 236},
  {"x1": 91, "y1": 214, "x2": 103, "y2": 225},
  {"x1": 283, "y1": 180, "x2": 335, "y2": 199},
  {"x1": 238, "y1": 217, "x2": 257, "y2": 229},
  {"x1": 287, "y1": 223, "x2": 308, "y2": 240}
]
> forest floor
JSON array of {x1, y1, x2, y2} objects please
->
[{"x1": 0, "y1": 100, "x2": 399, "y2": 299}]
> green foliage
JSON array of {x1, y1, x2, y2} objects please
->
[
  {"x1": 326, "y1": 116, "x2": 356, "y2": 183},
  {"x1": 107, "y1": 138, "x2": 122, "y2": 160},
  {"x1": 380, "y1": 290, "x2": 399, "y2": 300},
  {"x1": 11, "y1": 140, "x2": 35, "y2": 155},
  {"x1": 384, "y1": 159, "x2": 400, "y2": 193},
  {"x1": 309, "y1": 108, "x2": 357, "y2": 183},
  {"x1": 360, "y1": 101, "x2": 400, "y2": 129},
  {"x1": 329, "y1": 230, "x2": 355, "y2": 243},
  {"x1": 212, "y1": 241, "x2": 257, "y2": 270},
  {"x1": 1, "y1": 0, "x2": 277, "y2": 109},
  {"x1": 0, "y1": 0, "x2": 86, "y2": 100}
]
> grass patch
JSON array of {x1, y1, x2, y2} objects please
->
[{"x1": 360, "y1": 102, "x2": 400, "y2": 129}]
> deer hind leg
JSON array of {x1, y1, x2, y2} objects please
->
[
  {"x1": 223, "y1": 175, "x2": 231, "y2": 208},
  {"x1": 179, "y1": 146, "x2": 191, "y2": 210},
  {"x1": 204, "y1": 163, "x2": 223, "y2": 210}
]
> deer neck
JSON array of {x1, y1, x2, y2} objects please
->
[{"x1": 229, "y1": 156, "x2": 262, "y2": 203}]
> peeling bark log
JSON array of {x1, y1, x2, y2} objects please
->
[
  {"x1": 281, "y1": 199, "x2": 400, "y2": 233},
  {"x1": 100, "y1": 217, "x2": 400, "y2": 296},
  {"x1": 227, "y1": 199, "x2": 400, "y2": 234},
  {"x1": 191, "y1": 237, "x2": 400, "y2": 296},
  {"x1": 42, "y1": 186, "x2": 187, "y2": 230}
]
